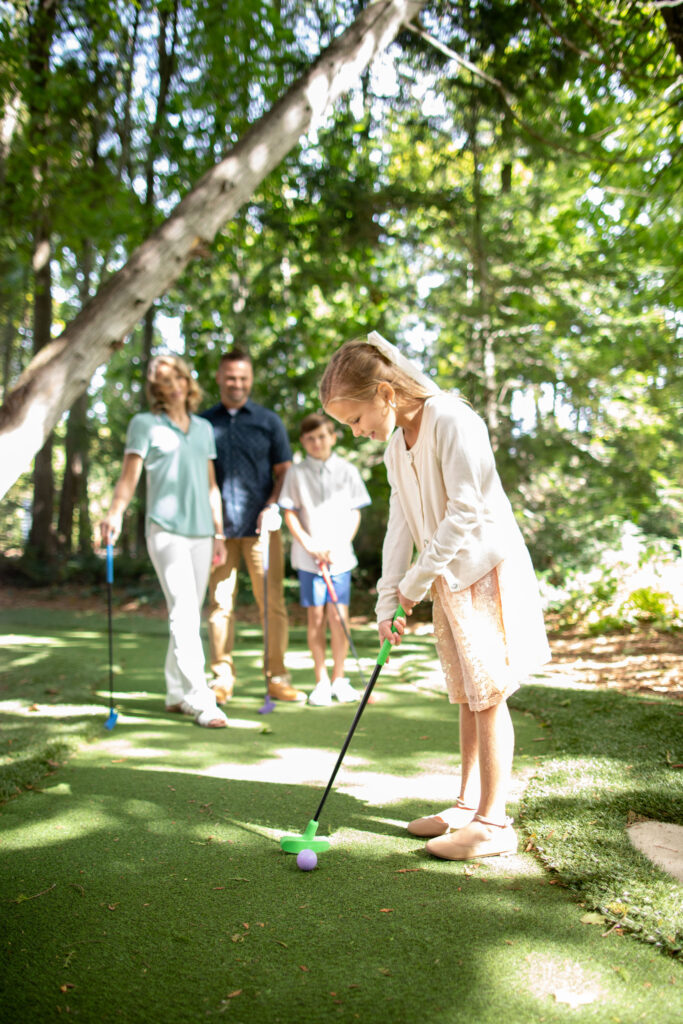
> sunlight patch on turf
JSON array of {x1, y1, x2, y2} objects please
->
[
  {"x1": 0, "y1": 699, "x2": 109, "y2": 718},
  {"x1": 524, "y1": 953, "x2": 609, "y2": 1009},
  {"x1": 138, "y1": 746, "x2": 367, "y2": 786},
  {"x1": 1, "y1": 634, "x2": 68, "y2": 647}
]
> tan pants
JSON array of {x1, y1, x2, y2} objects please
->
[{"x1": 208, "y1": 531, "x2": 289, "y2": 680}]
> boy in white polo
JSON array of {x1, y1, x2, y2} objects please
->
[{"x1": 279, "y1": 414, "x2": 371, "y2": 706}]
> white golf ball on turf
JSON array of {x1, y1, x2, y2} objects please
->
[{"x1": 296, "y1": 848, "x2": 317, "y2": 871}]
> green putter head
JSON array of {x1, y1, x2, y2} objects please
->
[{"x1": 280, "y1": 819, "x2": 331, "y2": 854}]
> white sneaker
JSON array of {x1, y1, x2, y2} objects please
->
[
  {"x1": 331, "y1": 678, "x2": 360, "y2": 703},
  {"x1": 308, "y1": 680, "x2": 333, "y2": 706}
]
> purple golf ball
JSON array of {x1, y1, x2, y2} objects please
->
[{"x1": 296, "y1": 848, "x2": 318, "y2": 871}]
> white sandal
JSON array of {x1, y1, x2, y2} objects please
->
[
  {"x1": 194, "y1": 707, "x2": 228, "y2": 729},
  {"x1": 407, "y1": 799, "x2": 477, "y2": 837},
  {"x1": 425, "y1": 814, "x2": 517, "y2": 860}
]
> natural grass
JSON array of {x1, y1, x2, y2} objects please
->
[
  {"x1": 509, "y1": 684, "x2": 683, "y2": 958},
  {"x1": 1, "y1": 600, "x2": 682, "y2": 1023}
]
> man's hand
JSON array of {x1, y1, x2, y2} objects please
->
[{"x1": 258, "y1": 504, "x2": 282, "y2": 534}]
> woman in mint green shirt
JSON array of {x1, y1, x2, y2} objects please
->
[{"x1": 100, "y1": 355, "x2": 228, "y2": 728}]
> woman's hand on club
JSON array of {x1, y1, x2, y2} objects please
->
[
  {"x1": 212, "y1": 537, "x2": 227, "y2": 566},
  {"x1": 99, "y1": 513, "x2": 121, "y2": 549}
]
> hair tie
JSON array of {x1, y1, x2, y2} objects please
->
[{"x1": 366, "y1": 331, "x2": 440, "y2": 395}]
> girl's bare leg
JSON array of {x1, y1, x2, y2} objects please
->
[
  {"x1": 473, "y1": 699, "x2": 514, "y2": 823},
  {"x1": 457, "y1": 703, "x2": 481, "y2": 809}
]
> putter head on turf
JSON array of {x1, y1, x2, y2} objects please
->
[
  {"x1": 280, "y1": 818, "x2": 331, "y2": 854},
  {"x1": 258, "y1": 695, "x2": 276, "y2": 715},
  {"x1": 104, "y1": 710, "x2": 118, "y2": 731}
]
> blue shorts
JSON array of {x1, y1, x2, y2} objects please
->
[{"x1": 298, "y1": 569, "x2": 352, "y2": 608}]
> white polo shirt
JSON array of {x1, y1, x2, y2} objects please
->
[{"x1": 279, "y1": 452, "x2": 371, "y2": 574}]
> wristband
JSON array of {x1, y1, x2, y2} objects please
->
[{"x1": 214, "y1": 533, "x2": 226, "y2": 540}]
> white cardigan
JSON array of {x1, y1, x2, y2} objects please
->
[{"x1": 375, "y1": 393, "x2": 529, "y2": 623}]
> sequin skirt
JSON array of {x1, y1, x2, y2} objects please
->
[{"x1": 432, "y1": 556, "x2": 551, "y2": 712}]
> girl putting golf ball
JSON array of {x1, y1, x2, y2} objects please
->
[{"x1": 319, "y1": 331, "x2": 550, "y2": 863}]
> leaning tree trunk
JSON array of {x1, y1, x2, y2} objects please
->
[
  {"x1": 0, "y1": 0, "x2": 425, "y2": 500},
  {"x1": 57, "y1": 390, "x2": 91, "y2": 555}
]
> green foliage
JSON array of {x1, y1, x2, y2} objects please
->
[
  {"x1": 0, "y1": 1, "x2": 681, "y2": 591},
  {"x1": 541, "y1": 524, "x2": 682, "y2": 633}
]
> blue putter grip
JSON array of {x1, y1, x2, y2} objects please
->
[
  {"x1": 106, "y1": 545, "x2": 114, "y2": 584},
  {"x1": 377, "y1": 605, "x2": 405, "y2": 667}
]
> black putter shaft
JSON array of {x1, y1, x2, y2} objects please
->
[
  {"x1": 319, "y1": 561, "x2": 366, "y2": 686},
  {"x1": 312, "y1": 606, "x2": 404, "y2": 823}
]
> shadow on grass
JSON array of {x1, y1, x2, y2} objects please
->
[{"x1": 1, "y1": 762, "x2": 678, "y2": 1024}]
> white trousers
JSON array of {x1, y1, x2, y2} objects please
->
[{"x1": 146, "y1": 523, "x2": 219, "y2": 715}]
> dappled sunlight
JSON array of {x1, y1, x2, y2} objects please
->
[
  {"x1": 0, "y1": 798, "x2": 120, "y2": 851},
  {"x1": 97, "y1": 735, "x2": 174, "y2": 760},
  {"x1": 2, "y1": 634, "x2": 69, "y2": 647},
  {"x1": 1, "y1": 650, "x2": 56, "y2": 669},
  {"x1": 332, "y1": 763, "x2": 458, "y2": 809},
  {"x1": 0, "y1": 699, "x2": 109, "y2": 719},
  {"x1": 139, "y1": 745, "x2": 368, "y2": 787}
]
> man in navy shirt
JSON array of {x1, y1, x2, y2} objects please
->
[{"x1": 202, "y1": 349, "x2": 305, "y2": 702}]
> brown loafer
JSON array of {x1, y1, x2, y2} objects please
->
[
  {"x1": 268, "y1": 678, "x2": 307, "y2": 702},
  {"x1": 425, "y1": 815, "x2": 517, "y2": 861},
  {"x1": 211, "y1": 680, "x2": 233, "y2": 704},
  {"x1": 407, "y1": 802, "x2": 476, "y2": 837}
]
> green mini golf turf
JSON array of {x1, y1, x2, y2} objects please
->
[{"x1": 1, "y1": 608, "x2": 681, "y2": 1023}]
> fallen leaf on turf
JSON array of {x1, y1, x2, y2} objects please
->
[
  {"x1": 395, "y1": 868, "x2": 422, "y2": 873},
  {"x1": 581, "y1": 912, "x2": 605, "y2": 926},
  {"x1": 299, "y1": 965, "x2": 309, "y2": 972},
  {"x1": 275, "y1": 940, "x2": 288, "y2": 947},
  {"x1": 226, "y1": 990, "x2": 242, "y2": 998},
  {"x1": 108, "y1": 903, "x2": 119, "y2": 911},
  {"x1": 59, "y1": 983, "x2": 75, "y2": 992},
  {"x1": 379, "y1": 908, "x2": 393, "y2": 913}
]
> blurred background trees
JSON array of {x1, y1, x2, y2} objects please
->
[{"x1": 1, "y1": 0, "x2": 680, "y2": 625}]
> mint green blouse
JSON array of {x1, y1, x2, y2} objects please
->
[{"x1": 125, "y1": 412, "x2": 216, "y2": 537}]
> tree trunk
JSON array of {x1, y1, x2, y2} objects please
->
[
  {"x1": 0, "y1": 0, "x2": 425, "y2": 499},
  {"x1": 26, "y1": 232, "x2": 55, "y2": 559},
  {"x1": 57, "y1": 390, "x2": 91, "y2": 555},
  {"x1": 25, "y1": 0, "x2": 58, "y2": 560},
  {"x1": 661, "y1": 6, "x2": 683, "y2": 64}
]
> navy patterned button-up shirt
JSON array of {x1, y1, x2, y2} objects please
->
[{"x1": 201, "y1": 399, "x2": 292, "y2": 538}]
